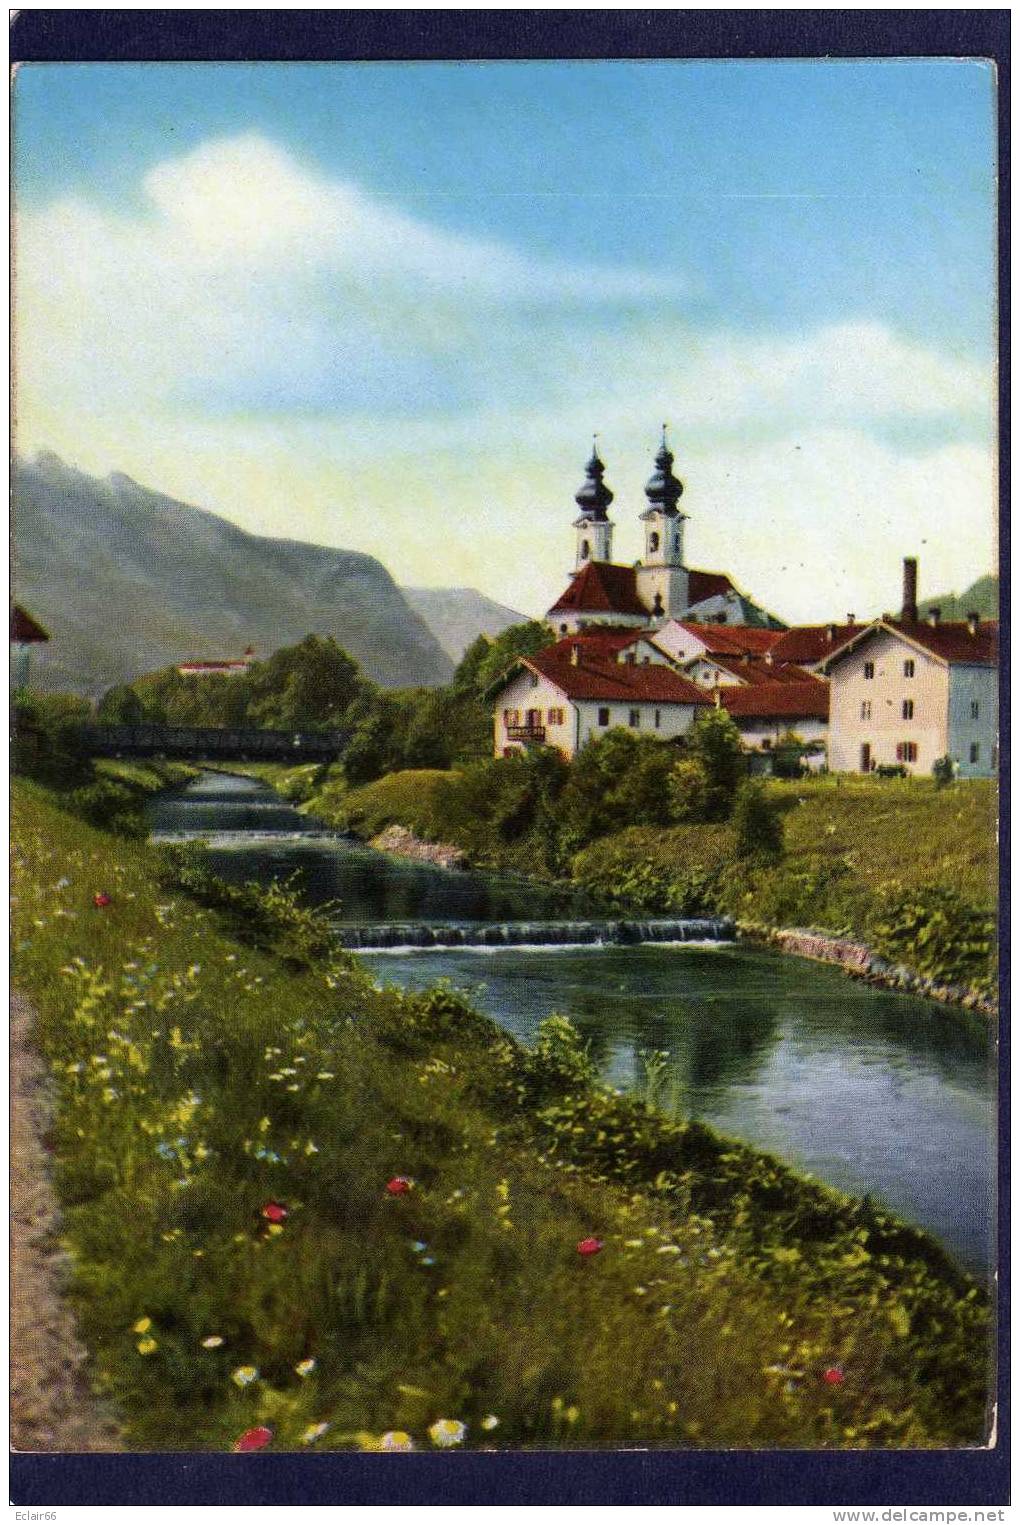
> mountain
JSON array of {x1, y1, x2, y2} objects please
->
[
  {"x1": 918, "y1": 575, "x2": 999, "y2": 622},
  {"x1": 13, "y1": 453, "x2": 454, "y2": 696},
  {"x1": 401, "y1": 587, "x2": 528, "y2": 662}
]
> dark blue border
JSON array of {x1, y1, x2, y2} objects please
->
[{"x1": 9, "y1": 8, "x2": 1010, "y2": 1509}]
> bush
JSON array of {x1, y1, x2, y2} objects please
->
[
  {"x1": 685, "y1": 709, "x2": 745, "y2": 821},
  {"x1": 12, "y1": 692, "x2": 92, "y2": 785},
  {"x1": 520, "y1": 1013, "x2": 597, "y2": 1101},
  {"x1": 732, "y1": 780, "x2": 784, "y2": 860},
  {"x1": 667, "y1": 758, "x2": 710, "y2": 823},
  {"x1": 932, "y1": 755, "x2": 956, "y2": 789},
  {"x1": 67, "y1": 778, "x2": 146, "y2": 838},
  {"x1": 868, "y1": 882, "x2": 996, "y2": 992}
]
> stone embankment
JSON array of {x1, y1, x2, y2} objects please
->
[
  {"x1": 369, "y1": 823, "x2": 466, "y2": 871},
  {"x1": 740, "y1": 923, "x2": 997, "y2": 1016}
]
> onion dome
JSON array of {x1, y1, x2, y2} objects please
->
[
  {"x1": 574, "y1": 437, "x2": 614, "y2": 520},
  {"x1": 644, "y1": 425, "x2": 684, "y2": 514}
]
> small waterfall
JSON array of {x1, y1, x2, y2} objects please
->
[{"x1": 335, "y1": 916, "x2": 734, "y2": 952}]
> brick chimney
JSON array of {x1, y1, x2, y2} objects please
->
[
  {"x1": 570, "y1": 643, "x2": 580, "y2": 666},
  {"x1": 901, "y1": 557, "x2": 918, "y2": 623},
  {"x1": 967, "y1": 610, "x2": 980, "y2": 635},
  {"x1": 928, "y1": 606, "x2": 941, "y2": 628}
]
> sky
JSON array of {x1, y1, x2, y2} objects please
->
[{"x1": 13, "y1": 59, "x2": 997, "y2": 622}]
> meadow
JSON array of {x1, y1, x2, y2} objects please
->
[{"x1": 11, "y1": 774, "x2": 992, "y2": 1452}]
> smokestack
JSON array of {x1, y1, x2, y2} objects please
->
[
  {"x1": 928, "y1": 606, "x2": 941, "y2": 628},
  {"x1": 847, "y1": 613, "x2": 856, "y2": 625},
  {"x1": 901, "y1": 557, "x2": 918, "y2": 623},
  {"x1": 967, "y1": 611, "x2": 980, "y2": 635}
]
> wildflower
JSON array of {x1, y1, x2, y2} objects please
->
[
  {"x1": 261, "y1": 1202, "x2": 288, "y2": 1223},
  {"x1": 300, "y1": 1422, "x2": 330, "y2": 1445},
  {"x1": 420, "y1": 1256, "x2": 435, "y2": 1267},
  {"x1": 410, "y1": 1241, "x2": 428, "y2": 1253},
  {"x1": 136, "y1": 1337, "x2": 158, "y2": 1355},
  {"x1": 132, "y1": 1317, "x2": 153, "y2": 1334},
  {"x1": 428, "y1": 1418, "x2": 467, "y2": 1448},
  {"x1": 380, "y1": 1431, "x2": 415, "y2": 1451},
  {"x1": 295, "y1": 1358, "x2": 316, "y2": 1378},
  {"x1": 481, "y1": 1415, "x2": 499, "y2": 1431},
  {"x1": 233, "y1": 1426, "x2": 273, "y2": 1452},
  {"x1": 231, "y1": 1365, "x2": 259, "y2": 1388},
  {"x1": 93, "y1": 892, "x2": 113, "y2": 908},
  {"x1": 822, "y1": 1367, "x2": 845, "y2": 1385},
  {"x1": 201, "y1": 1336, "x2": 224, "y2": 1349},
  {"x1": 315, "y1": 1072, "x2": 335, "y2": 1081},
  {"x1": 386, "y1": 1176, "x2": 412, "y2": 1196},
  {"x1": 576, "y1": 1237, "x2": 603, "y2": 1257}
]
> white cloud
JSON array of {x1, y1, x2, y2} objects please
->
[{"x1": 13, "y1": 132, "x2": 996, "y2": 629}]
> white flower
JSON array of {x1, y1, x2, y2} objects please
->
[{"x1": 428, "y1": 1418, "x2": 467, "y2": 1448}]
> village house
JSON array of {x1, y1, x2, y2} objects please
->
[
  {"x1": 177, "y1": 645, "x2": 256, "y2": 678},
  {"x1": 717, "y1": 680, "x2": 830, "y2": 768},
  {"x1": 490, "y1": 628, "x2": 711, "y2": 760},
  {"x1": 821, "y1": 560, "x2": 998, "y2": 778},
  {"x1": 10, "y1": 605, "x2": 49, "y2": 689},
  {"x1": 545, "y1": 433, "x2": 780, "y2": 636}
]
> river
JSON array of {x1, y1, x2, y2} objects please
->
[{"x1": 149, "y1": 771, "x2": 996, "y2": 1274}]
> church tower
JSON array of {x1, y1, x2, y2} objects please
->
[
  {"x1": 572, "y1": 439, "x2": 614, "y2": 572},
  {"x1": 635, "y1": 426, "x2": 689, "y2": 621}
]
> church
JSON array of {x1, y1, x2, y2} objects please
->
[{"x1": 545, "y1": 430, "x2": 784, "y2": 636}]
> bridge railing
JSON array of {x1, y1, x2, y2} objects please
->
[{"x1": 78, "y1": 724, "x2": 349, "y2": 761}]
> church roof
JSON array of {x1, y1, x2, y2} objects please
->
[
  {"x1": 720, "y1": 680, "x2": 830, "y2": 721},
  {"x1": 686, "y1": 569, "x2": 738, "y2": 605},
  {"x1": 548, "y1": 561, "x2": 649, "y2": 617}
]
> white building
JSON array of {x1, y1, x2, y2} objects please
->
[
  {"x1": 822, "y1": 613, "x2": 998, "y2": 778},
  {"x1": 490, "y1": 628, "x2": 711, "y2": 760},
  {"x1": 717, "y1": 680, "x2": 830, "y2": 768}
]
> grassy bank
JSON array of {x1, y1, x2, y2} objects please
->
[{"x1": 11, "y1": 777, "x2": 991, "y2": 1451}]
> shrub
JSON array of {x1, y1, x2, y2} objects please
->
[
  {"x1": 67, "y1": 778, "x2": 146, "y2": 838},
  {"x1": 932, "y1": 755, "x2": 956, "y2": 789},
  {"x1": 667, "y1": 758, "x2": 710, "y2": 823},
  {"x1": 868, "y1": 882, "x2": 996, "y2": 992},
  {"x1": 732, "y1": 780, "x2": 784, "y2": 860},
  {"x1": 12, "y1": 692, "x2": 92, "y2": 785},
  {"x1": 520, "y1": 1014, "x2": 597, "y2": 1101},
  {"x1": 685, "y1": 708, "x2": 745, "y2": 821}
]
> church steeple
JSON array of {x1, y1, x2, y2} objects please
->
[
  {"x1": 572, "y1": 435, "x2": 614, "y2": 570},
  {"x1": 643, "y1": 423, "x2": 684, "y2": 515},
  {"x1": 636, "y1": 424, "x2": 689, "y2": 621}
]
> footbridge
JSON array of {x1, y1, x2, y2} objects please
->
[{"x1": 79, "y1": 724, "x2": 348, "y2": 762}]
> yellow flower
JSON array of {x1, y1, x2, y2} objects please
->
[
  {"x1": 133, "y1": 1316, "x2": 152, "y2": 1334},
  {"x1": 428, "y1": 1418, "x2": 467, "y2": 1448},
  {"x1": 380, "y1": 1431, "x2": 415, "y2": 1451},
  {"x1": 295, "y1": 1358, "x2": 316, "y2": 1378},
  {"x1": 136, "y1": 1337, "x2": 158, "y2": 1355},
  {"x1": 232, "y1": 1365, "x2": 259, "y2": 1388},
  {"x1": 480, "y1": 1415, "x2": 499, "y2": 1431},
  {"x1": 201, "y1": 1336, "x2": 224, "y2": 1349}
]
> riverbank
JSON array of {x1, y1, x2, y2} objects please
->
[
  {"x1": 11, "y1": 775, "x2": 991, "y2": 1450},
  {"x1": 225, "y1": 763, "x2": 997, "y2": 1011}
]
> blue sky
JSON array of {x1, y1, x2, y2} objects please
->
[{"x1": 13, "y1": 60, "x2": 997, "y2": 620}]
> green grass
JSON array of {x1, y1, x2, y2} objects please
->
[{"x1": 11, "y1": 777, "x2": 991, "y2": 1452}]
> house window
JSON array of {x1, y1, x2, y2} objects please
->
[
  {"x1": 864, "y1": 661, "x2": 875, "y2": 679},
  {"x1": 597, "y1": 707, "x2": 610, "y2": 727},
  {"x1": 629, "y1": 709, "x2": 641, "y2": 728},
  {"x1": 649, "y1": 531, "x2": 660, "y2": 553},
  {"x1": 580, "y1": 540, "x2": 590, "y2": 561},
  {"x1": 904, "y1": 660, "x2": 915, "y2": 678},
  {"x1": 761, "y1": 738, "x2": 772, "y2": 750},
  {"x1": 547, "y1": 707, "x2": 564, "y2": 726},
  {"x1": 504, "y1": 709, "x2": 520, "y2": 726},
  {"x1": 895, "y1": 741, "x2": 918, "y2": 763},
  {"x1": 970, "y1": 743, "x2": 980, "y2": 764},
  {"x1": 902, "y1": 699, "x2": 914, "y2": 720},
  {"x1": 970, "y1": 699, "x2": 980, "y2": 720},
  {"x1": 860, "y1": 700, "x2": 871, "y2": 720},
  {"x1": 654, "y1": 709, "x2": 662, "y2": 729}
]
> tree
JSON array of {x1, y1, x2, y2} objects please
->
[
  {"x1": 557, "y1": 730, "x2": 676, "y2": 851},
  {"x1": 246, "y1": 636, "x2": 364, "y2": 732},
  {"x1": 97, "y1": 684, "x2": 145, "y2": 724},
  {"x1": 732, "y1": 779, "x2": 784, "y2": 859},
  {"x1": 685, "y1": 707, "x2": 745, "y2": 821},
  {"x1": 471, "y1": 621, "x2": 553, "y2": 695},
  {"x1": 667, "y1": 757, "x2": 710, "y2": 823}
]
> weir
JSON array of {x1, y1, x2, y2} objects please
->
[{"x1": 335, "y1": 916, "x2": 734, "y2": 951}]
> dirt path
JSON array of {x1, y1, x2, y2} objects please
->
[{"x1": 10, "y1": 989, "x2": 123, "y2": 1451}]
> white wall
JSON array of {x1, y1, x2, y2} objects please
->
[
  {"x1": 493, "y1": 668, "x2": 577, "y2": 757},
  {"x1": 548, "y1": 609, "x2": 650, "y2": 637},
  {"x1": 946, "y1": 665, "x2": 998, "y2": 778},
  {"x1": 828, "y1": 628, "x2": 949, "y2": 775},
  {"x1": 649, "y1": 621, "x2": 712, "y2": 665},
  {"x1": 731, "y1": 714, "x2": 829, "y2": 768},
  {"x1": 574, "y1": 699, "x2": 700, "y2": 751}
]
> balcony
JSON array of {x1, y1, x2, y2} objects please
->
[{"x1": 506, "y1": 724, "x2": 546, "y2": 743}]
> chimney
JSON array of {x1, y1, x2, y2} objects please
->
[
  {"x1": 847, "y1": 613, "x2": 856, "y2": 625},
  {"x1": 928, "y1": 606, "x2": 941, "y2": 628},
  {"x1": 570, "y1": 643, "x2": 580, "y2": 666},
  {"x1": 967, "y1": 610, "x2": 980, "y2": 635},
  {"x1": 901, "y1": 557, "x2": 918, "y2": 623},
  {"x1": 826, "y1": 622, "x2": 837, "y2": 643}
]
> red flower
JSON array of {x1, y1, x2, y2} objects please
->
[
  {"x1": 576, "y1": 1237, "x2": 604, "y2": 1257},
  {"x1": 261, "y1": 1201, "x2": 288, "y2": 1223},
  {"x1": 93, "y1": 892, "x2": 112, "y2": 908},
  {"x1": 822, "y1": 1367, "x2": 845, "y2": 1385},
  {"x1": 386, "y1": 1176, "x2": 412, "y2": 1196},
  {"x1": 233, "y1": 1426, "x2": 273, "y2": 1453}
]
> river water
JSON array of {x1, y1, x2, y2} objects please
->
[{"x1": 148, "y1": 772, "x2": 996, "y2": 1274}]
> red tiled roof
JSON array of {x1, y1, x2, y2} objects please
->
[
  {"x1": 823, "y1": 619, "x2": 998, "y2": 669},
  {"x1": 674, "y1": 622, "x2": 784, "y2": 657},
  {"x1": 524, "y1": 638, "x2": 712, "y2": 706},
  {"x1": 709, "y1": 655, "x2": 820, "y2": 687},
  {"x1": 720, "y1": 681, "x2": 830, "y2": 721},
  {"x1": 548, "y1": 561, "x2": 649, "y2": 617},
  {"x1": 686, "y1": 569, "x2": 737, "y2": 604},
  {"x1": 767, "y1": 624, "x2": 865, "y2": 664},
  {"x1": 11, "y1": 605, "x2": 49, "y2": 643}
]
